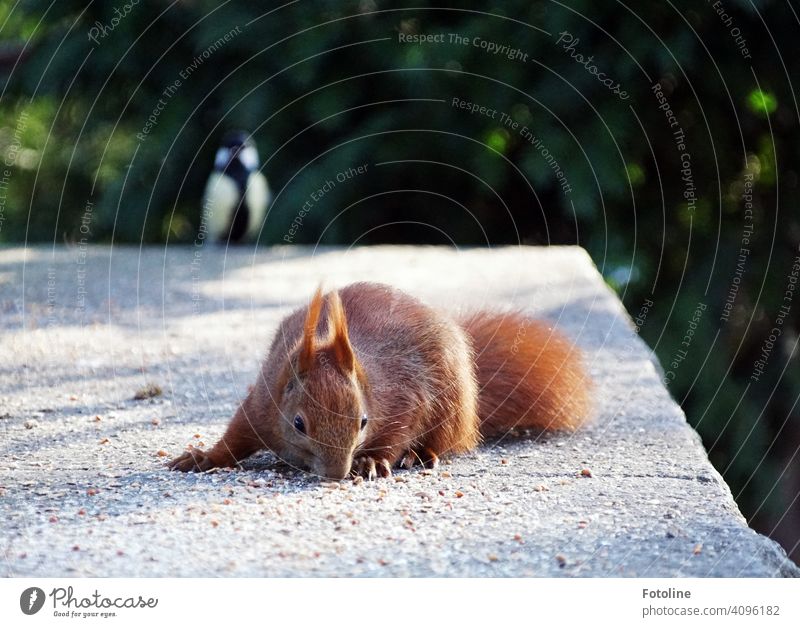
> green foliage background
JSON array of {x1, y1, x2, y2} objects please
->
[{"x1": 2, "y1": 0, "x2": 799, "y2": 560}]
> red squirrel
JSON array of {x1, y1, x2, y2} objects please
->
[{"x1": 168, "y1": 282, "x2": 591, "y2": 480}]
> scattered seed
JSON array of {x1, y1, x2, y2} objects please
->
[
  {"x1": 93, "y1": 415, "x2": 102, "y2": 422},
  {"x1": 501, "y1": 459, "x2": 508, "y2": 465},
  {"x1": 693, "y1": 543, "x2": 703, "y2": 555},
  {"x1": 151, "y1": 418, "x2": 161, "y2": 426},
  {"x1": 555, "y1": 554, "x2": 567, "y2": 567},
  {"x1": 580, "y1": 468, "x2": 593, "y2": 478},
  {"x1": 455, "y1": 490, "x2": 464, "y2": 498},
  {"x1": 440, "y1": 471, "x2": 452, "y2": 478},
  {"x1": 99, "y1": 438, "x2": 109, "y2": 445},
  {"x1": 72, "y1": 545, "x2": 80, "y2": 552},
  {"x1": 23, "y1": 420, "x2": 38, "y2": 429},
  {"x1": 87, "y1": 488, "x2": 99, "y2": 496},
  {"x1": 488, "y1": 554, "x2": 498, "y2": 562},
  {"x1": 156, "y1": 450, "x2": 168, "y2": 458},
  {"x1": 49, "y1": 516, "x2": 58, "y2": 523},
  {"x1": 211, "y1": 520, "x2": 219, "y2": 528}
]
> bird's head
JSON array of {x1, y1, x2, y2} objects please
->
[{"x1": 214, "y1": 130, "x2": 259, "y2": 173}]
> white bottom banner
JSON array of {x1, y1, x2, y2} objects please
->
[{"x1": 0, "y1": 578, "x2": 797, "y2": 626}]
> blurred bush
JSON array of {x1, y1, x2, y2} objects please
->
[{"x1": 1, "y1": 0, "x2": 799, "y2": 560}]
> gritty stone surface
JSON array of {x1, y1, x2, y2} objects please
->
[{"x1": 0, "y1": 245, "x2": 797, "y2": 577}]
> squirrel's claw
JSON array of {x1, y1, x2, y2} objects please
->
[
  {"x1": 376, "y1": 458, "x2": 393, "y2": 478},
  {"x1": 352, "y1": 456, "x2": 392, "y2": 480},
  {"x1": 400, "y1": 451, "x2": 420, "y2": 470},
  {"x1": 399, "y1": 448, "x2": 439, "y2": 470},
  {"x1": 167, "y1": 449, "x2": 217, "y2": 472},
  {"x1": 352, "y1": 456, "x2": 373, "y2": 480}
]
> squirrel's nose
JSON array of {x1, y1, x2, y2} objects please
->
[{"x1": 320, "y1": 461, "x2": 351, "y2": 480}]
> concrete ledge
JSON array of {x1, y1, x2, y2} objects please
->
[{"x1": 0, "y1": 245, "x2": 797, "y2": 577}]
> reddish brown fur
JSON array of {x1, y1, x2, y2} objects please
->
[
  {"x1": 298, "y1": 286, "x2": 323, "y2": 373},
  {"x1": 168, "y1": 283, "x2": 591, "y2": 479},
  {"x1": 327, "y1": 291, "x2": 356, "y2": 373},
  {"x1": 460, "y1": 311, "x2": 591, "y2": 435}
]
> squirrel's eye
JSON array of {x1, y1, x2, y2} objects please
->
[
  {"x1": 360, "y1": 413, "x2": 368, "y2": 430},
  {"x1": 293, "y1": 414, "x2": 306, "y2": 434}
]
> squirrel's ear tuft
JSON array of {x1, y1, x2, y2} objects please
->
[
  {"x1": 298, "y1": 285, "x2": 324, "y2": 373},
  {"x1": 327, "y1": 290, "x2": 355, "y2": 373}
]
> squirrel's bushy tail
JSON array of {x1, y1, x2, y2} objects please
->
[{"x1": 459, "y1": 311, "x2": 592, "y2": 437}]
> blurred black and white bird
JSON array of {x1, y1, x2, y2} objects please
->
[{"x1": 201, "y1": 131, "x2": 270, "y2": 243}]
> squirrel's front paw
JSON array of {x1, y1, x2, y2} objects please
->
[
  {"x1": 167, "y1": 448, "x2": 218, "y2": 472},
  {"x1": 352, "y1": 456, "x2": 392, "y2": 481}
]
